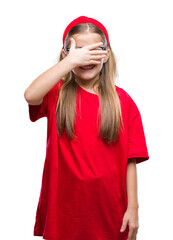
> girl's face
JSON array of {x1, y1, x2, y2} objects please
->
[{"x1": 62, "y1": 32, "x2": 110, "y2": 84}]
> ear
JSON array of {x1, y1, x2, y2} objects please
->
[
  {"x1": 103, "y1": 48, "x2": 111, "y2": 63},
  {"x1": 62, "y1": 48, "x2": 67, "y2": 59}
]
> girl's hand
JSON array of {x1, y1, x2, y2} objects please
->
[
  {"x1": 120, "y1": 207, "x2": 139, "y2": 240},
  {"x1": 66, "y1": 38, "x2": 108, "y2": 68}
]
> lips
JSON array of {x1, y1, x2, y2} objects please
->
[{"x1": 80, "y1": 65, "x2": 96, "y2": 70}]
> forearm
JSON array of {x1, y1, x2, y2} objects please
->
[
  {"x1": 126, "y1": 158, "x2": 139, "y2": 209},
  {"x1": 24, "y1": 56, "x2": 74, "y2": 104}
]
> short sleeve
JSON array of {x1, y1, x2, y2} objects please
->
[
  {"x1": 127, "y1": 94, "x2": 149, "y2": 164},
  {"x1": 28, "y1": 79, "x2": 63, "y2": 122},
  {"x1": 28, "y1": 92, "x2": 48, "y2": 122}
]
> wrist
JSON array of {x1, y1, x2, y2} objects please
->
[
  {"x1": 65, "y1": 55, "x2": 77, "y2": 70},
  {"x1": 127, "y1": 204, "x2": 139, "y2": 210}
]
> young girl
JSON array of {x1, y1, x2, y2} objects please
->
[{"x1": 24, "y1": 16, "x2": 149, "y2": 240}]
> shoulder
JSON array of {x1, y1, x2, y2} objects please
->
[
  {"x1": 115, "y1": 85, "x2": 141, "y2": 115},
  {"x1": 115, "y1": 85, "x2": 131, "y2": 102}
]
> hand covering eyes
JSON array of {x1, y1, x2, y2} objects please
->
[{"x1": 64, "y1": 46, "x2": 107, "y2": 55}]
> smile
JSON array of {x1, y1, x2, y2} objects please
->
[{"x1": 79, "y1": 65, "x2": 96, "y2": 70}]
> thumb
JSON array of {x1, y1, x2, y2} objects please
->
[
  {"x1": 69, "y1": 37, "x2": 76, "y2": 50},
  {"x1": 120, "y1": 218, "x2": 128, "y2": 232}
]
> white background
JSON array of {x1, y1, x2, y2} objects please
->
[{"x1": 0, "y1": 0, "x2": 172, "y2": 239}]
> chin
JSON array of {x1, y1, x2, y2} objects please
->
[{"x1": 73, "y1": 70, "x2": 100, "y2": 81}]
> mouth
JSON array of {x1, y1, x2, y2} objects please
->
[{"x1": 79, "y1": 65, "x2": 96, "y2": 70}]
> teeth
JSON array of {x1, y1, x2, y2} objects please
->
[{"x1": 81, "y1": 65, "x2": 95, "y2": 69}]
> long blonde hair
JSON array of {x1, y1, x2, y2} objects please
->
[{"x1": 56, "y1": 23, "x2": 124, "y2": 144}]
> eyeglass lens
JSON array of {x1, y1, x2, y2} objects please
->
[{"x1": 64, "y1": 46, "x2": 107, "y2": 54}]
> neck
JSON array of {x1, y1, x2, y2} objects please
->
[{"x1": 74, "y1": 76, "x2": 99, "y2": 91}]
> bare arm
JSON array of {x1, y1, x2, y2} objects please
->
[
  {"x1": 24, "y1": 57, "x2": 74, "y2": 105},
  {"x1": 126, "y1": 158, "x2": 139, "y2": 210},
  {"x1": 120, "y1": 159, "x2": 139, "y2": 239},
  {"x1": 120, "y1": 158, "x2": 139, "y2": 236},
  {"x1": 24, "y1": 39, "x2": 107, "y2": 105}
]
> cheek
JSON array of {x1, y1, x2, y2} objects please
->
[{"x1": 71, "y1": 67, "x2": 79, "y2": 74}]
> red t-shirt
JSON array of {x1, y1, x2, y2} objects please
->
[{"x1": 28, "y1": 79, "x2": 149, "y2": 240}]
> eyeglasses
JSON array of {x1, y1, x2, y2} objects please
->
[{"x1": 64, "y1": 46, "x2": 107, "y2": 54}]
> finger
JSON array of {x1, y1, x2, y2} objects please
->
[
  {"x1": 128, "y1": 228, "x2": 133, "y2": 240},
  {"x1": 131, "y1": 229, "x2": 138, "y2": 240},
  {"x1": 128, "y1": 228, "x2": 138, "y2": 240},
  {"x1": 120, "y1": 219, "x2": 128, "y2": 232},
  {"x1": 89, "y1": 60, "x2": 102, "y2": 65},
  {"x1": 69, "y1": 38, "x2": 76, "y2": 50},
  {"x1": 90, "y1": 52, "x2": 107, "y2": 59},
  {"x1": 85, "y1": 42, "x2": 104, "y2": 50},
  {"x1": 90, "y1": 55, "x2": 106, "y2": 60},
  {"x1": 90, "y1": 50, "x2": 108, "y2": 55}
]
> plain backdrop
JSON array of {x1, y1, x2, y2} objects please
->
[{"x1": 0, "y1": 0, "x2": 172, "y2": 239}]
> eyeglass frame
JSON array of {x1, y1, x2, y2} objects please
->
[{"x1": 63, "y1": 46, "x2": 107, "y2": 55}]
